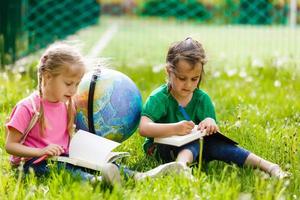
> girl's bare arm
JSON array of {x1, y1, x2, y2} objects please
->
[
  {"x1": 139, "y1": 116, "x2": 195, "y2": 138},
  {"x1": 5, "y1": 128, "x2": 64, "y2": 157}
]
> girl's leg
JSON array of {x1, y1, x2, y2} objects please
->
[
  {"x1": 156, "y1": 143, "x2": 179, "y2": 163},
  {"x1": 177, "y1": 140, "x2": 200, "y2": 165},
  {"x1": 61, "y1": 162, "x2": 121, "y2": 185},
  {"x1": 244, "y1": 153, "x2": 289, "y2": 178},
  {"x1": 23, "y1": 158, "x2": 121, "y2": 184},
  {"x1": 23, "y1": 158, "x2": 50, "y2": 176},
  {"x1": 61, "y1": 163, "x2": 96, "y2": 181},
  {"x1": 204, "y1": 137, "x2": 289, "y2": 178},
  {"x1": 177, "y1": 149, "x2": 193, "y2": 164},
  {"x1": 244, "y1": 153, "x2": 275, "y2": 171},
  {"x1": 202, "y1": 137, "x2": 250, "y2": 167}
]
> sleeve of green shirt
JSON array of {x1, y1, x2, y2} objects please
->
[
  {"x1": 142, "y1": 95, "x2": 166, "y2": 122},
  {"x1": 196, "y1": 91, "x2": 217, "y2": 123},
  {"x1": 141, "y1": 90, "x2": 170, "y2": 154},
  {"x1": 204, "y1": 93, "x2": 216, "y2": 120}
]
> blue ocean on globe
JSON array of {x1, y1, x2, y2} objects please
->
[{"x1": 75, "y1": 68, "x2": 142, "y2": 142}]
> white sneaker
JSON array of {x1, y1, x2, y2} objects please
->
[
  {"x1": 101, "y1": 163, "x2": 121, "y2": 185},
  {"x1": 90, "y1": 175, "x2": 103, "y2": 184},
  {"x1": 134, "y1": 162, "x2": 191, "y2": 181}
]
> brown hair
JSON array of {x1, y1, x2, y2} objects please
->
[
  {"x1": 166, "y1": 37, "x2": 207, "y2": 89},
  {"x1": 38, "y1": 43, "x2": 85, "y2": 136}
]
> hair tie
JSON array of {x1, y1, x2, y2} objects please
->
[{"x1": 41, "y1": 55, "x2": 48, "y2": 65}]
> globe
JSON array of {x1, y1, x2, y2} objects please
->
[{"x1": 75, "y1": 68, "x2": 142, "y2": 143}]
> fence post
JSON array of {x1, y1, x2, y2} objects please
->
[
  {"x1": 0, "y1": 0, "x2": 22, "y2": 68},
  {"x1": 290, "y1": 0, "x2": 297, "y2": 28}
]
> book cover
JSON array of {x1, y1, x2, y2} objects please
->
[{"x1": 52, "y1": 130, "x2": 129, "y2": 171}]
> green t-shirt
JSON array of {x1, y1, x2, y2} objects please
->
[{"x1": 142, "y1": 84, "x2": 216, "y2": 154}]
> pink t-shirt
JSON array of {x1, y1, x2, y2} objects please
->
[{"x1": 6, "y1": 92, "x2": 70, "y2": 164}]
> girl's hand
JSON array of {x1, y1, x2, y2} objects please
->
[
  {"x1": 198, "y1": 118, "x2": 219, "y2": 135},
  {"x1": 176, "y1": 120, "x2": 195, "y2": 136},
  {"x1": 40, "y1": 144, "x2": 64, "y2": 157}
]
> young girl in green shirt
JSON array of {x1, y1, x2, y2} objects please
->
[{"x1": 139, "y1": 37, "x2": 288, "y2": 178}]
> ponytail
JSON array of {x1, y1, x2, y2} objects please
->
[{"x1": 67, "y1": 98, "x2": 75, "y2": 137}]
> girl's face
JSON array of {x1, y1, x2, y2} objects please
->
[
  {"x1": 168, "y1": 60, "x2": 202, "y2": 100},
  {"x1": 43, "y1": 64, "x2": 85, "y2": 103}
]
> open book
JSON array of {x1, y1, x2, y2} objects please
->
[
  {"x1": 52, "y1": 130, "x2": 129, "y2": 171},
  {"x1": 154, "y1": 125, "x2": 237, "y2": 147}
]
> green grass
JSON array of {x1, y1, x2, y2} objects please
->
[{"x1": 1, "y1": 17, "x2": 299, "y2": 199}]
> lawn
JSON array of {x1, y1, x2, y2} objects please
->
[{"x1": 0, "y1": 16, "x2": 299, "y2": 199}]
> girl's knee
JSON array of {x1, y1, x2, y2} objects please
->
[{"x1": 177, "y1": 149, "x2": 194, "y2": 164}]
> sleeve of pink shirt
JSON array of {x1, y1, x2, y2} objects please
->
[{"x1": 6, "y1": 97, "x2": 36, "y2": 136}]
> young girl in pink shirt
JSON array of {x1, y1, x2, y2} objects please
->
[{"x1": 5, "y1": 43, "x2": 122, "y2": 184}]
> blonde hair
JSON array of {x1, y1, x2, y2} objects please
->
[
  {"x1": 38, "y1": 43, "x2": 85, "y2": 136},
  {"x1": 166, "y1": 37, "x2": 207, "y2": 89}
]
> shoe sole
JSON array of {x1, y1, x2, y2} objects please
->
[
  {"x1": 135, "y1": 162, "x2": 186, "y2": 181},
  {"x1": 102, "y1": 163, "x2": 121, "y2": 185}
]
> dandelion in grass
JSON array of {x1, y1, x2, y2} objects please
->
[
  {"x1": 213, "y1": 71, "x2": 221, "y2": 78},
  {"x1": 226, "y1": 68, "x2": 237, "y2": 77},
  {"x1": 1, "y1": 72, "x2": 9, "y2": 81},
  {"x1": 252, "y1": 58, "x2": 264, "y2": 68},
  {"x1": 265, "y1": 128, "x2": 271, "y2": 136},
  {"x1": 273, "y1": 56, "x2": 288, "y2": 68},
  {"x1": 234, "y1": 120, "x2": 241, "y2": 128},
  {"x1": 245, "y1": 76, "x2": 253, "y2": 82},
  {"x1": 136, "y1": 58, "x2": 146, "y2": 66},
  {"x1": 219, "y1": 52, "x2": 226, "y2": 60},
  {"x1": 14, "y1": 73, "x2": 22, "y2": 81},
  {"x1": 19, "y1": 66, "x2": 26, "y2": 73},
  {"x1": 274, "y1": 80, "x2": 281, "y2": 87},
  {"x1": 25, "y1": 89, "x2": 32, "y2": 95},
  {"x1": 25, "y1": 185, "x2": 37, "y2": 199},
  {"x1": 40, "y1": 185, "x2": 49, "y2": 196},
  {"x1": 239, "y1": 70, "x2": 247, "y2": 78},
  {"x1": 152, "y1": 64, "x2": 165, "y2": 73},
  {"x1": 256, "y1": 111, "x2": 261, "y2": 116},
  {"x1": 16, "y1": 66, "x2": 26, "y2": 74},
  {"x1": 238, "y1": 193, "x2": 252, "y2": 200}
]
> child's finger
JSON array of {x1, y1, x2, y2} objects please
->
[
  {"x1": 201, "y1": 125, "x2": 206, "y2": 132},
  {"x1": 189, "y1": 121, "x2": 195, "y2": 126},
  {"x1": 58, "y1": 146, "x2": 64, "y2": 153},
  {"x1": 198, "y1": 122, "x2": 205, "y2": 129},
  {"x1": 51, "y1": 146, "x2": 61, "y2": 156},
  {"x1": 214, "y1": 126, "x2": 219, "y2": 133},
  {"x1": 54, "y1": 148, "x2": 61, "y2": 156},
  {"x1": 47, "y1": 149, "x2": 55, "y2": 156},
  {"x1": 206, "y1": 127, "x2": 212, "y2": 135},
  {"x1": 56, "y1": 146, "x2": 64, "y2": 155},
  {"x1": 210, "y1": 126, "x2": 216, "y2": 133}
]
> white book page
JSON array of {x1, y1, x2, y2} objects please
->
[
  {"x1": 154, "y1": 125, "x2": 206, "y2": 145},
  {"x1": 69, "y1": 130, "x2": 120, "y2": 165}
]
